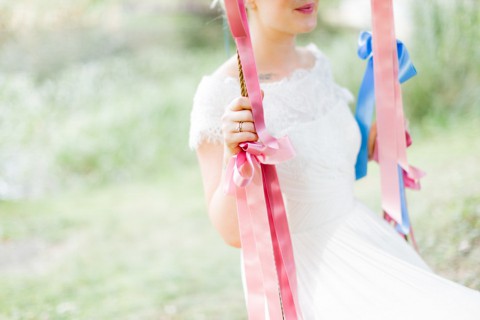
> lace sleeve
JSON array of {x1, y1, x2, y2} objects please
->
[{"x1": 188, "y1": 76, "x2": 240, "y2": 150}]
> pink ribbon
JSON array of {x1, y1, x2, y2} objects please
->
[
  {"x1": 371, "y1": 0, "x2": 425, "y2": 229},
  {"x1": 224, "y1": 141, "x2": 301, "y2": 319},
  {"x1": 223, "y1": 0, "x2": 303, "y2": 318}
]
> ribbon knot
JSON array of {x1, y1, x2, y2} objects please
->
[
  {"x1": 357, "y1": 31, "x2": 417, "y2": 82},
  {"x1": 225, "y1": 140, "x2": 295, "y2": 196},
  {"x1": 357, "y1": 31, "x2": 373, "y2": 61}
]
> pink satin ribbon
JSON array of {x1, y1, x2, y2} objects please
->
[
  {"x1": 372, "y1": 130, "x2": 423, "y2": 191},
  {"x1": 224, "y1": 141, "x2": 301, "y2": 319},
  {"x1": 223, "y1": 0, "x2": 303, "y2": 319},
  {"x1": 371, "y1": 0, "x2": 425, "y2": 228}
]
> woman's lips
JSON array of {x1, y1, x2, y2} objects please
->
[{"x1": 295, "y1": 3, "x2": 315, "y2": 14}]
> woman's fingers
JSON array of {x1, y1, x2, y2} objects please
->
[
  {"x1": 226, "y1": 109, "x2": 254, "y2": 122},
  {"x1": 225, "y1": 132, "x2": 258, "y2": 149},
  {"x1": 222, "y1": 92, "x2": 267, "y2": 156},
  {"x1": 222, "y1": 119, "x2": 256, "y2": 133},
  {"x1": 228, "y1": 97, "x2": 252, "y2": 111},
  {"x1": 230, "y1": 121, "x2": 256, "y2": 134},
  {"x1": 223, "y1": 121, "x2": 256, "y2": 134},
  {"x1": 227, "y1": 91, "x2": 263, "y2": 112},
  {"x1": 231, "y1": 132, "x2": 258, "y2": 143}
]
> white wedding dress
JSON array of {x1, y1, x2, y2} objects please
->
[{"x1": 188, "y1": 43, "x2": 480, "y2": 319}]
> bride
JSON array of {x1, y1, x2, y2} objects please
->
[{"x1": 188, "y1": 0, "x2": 480, "y2": 318}]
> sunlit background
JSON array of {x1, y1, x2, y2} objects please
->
[{"x1": 0, "y1": 0, "x2": 479, "y2": 319}]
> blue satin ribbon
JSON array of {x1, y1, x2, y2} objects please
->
[
  {"x1": 396, "y1": 165, "x2": 410, "y2": 234},
  {"x1": 354, "y1": 31, "x2": 417, "y2": 235},
  {"x1": 354, "y1": 31, "x2": 417, "y2": 180}
]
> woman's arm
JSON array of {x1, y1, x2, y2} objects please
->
[
  {"x1": 195, "y1": 96, "x2": 259, "y2": 248},
  {"x1": 196, "y1": 142, "x2": 241, "y2": 248},
  {"x1": 367, "y1": 118, "x2": 409, "y2": 160}
]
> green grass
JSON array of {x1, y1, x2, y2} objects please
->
[
  {"x1": 0, "y1": 117, "x2": 479, "y2": 319},
  {"x1": 0, "y1": 168, "x2": 246, "y2": 319}
]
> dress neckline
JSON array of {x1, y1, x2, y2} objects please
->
[{"x1": 203, "y1": 43, "x2": 323, "y2": 87}]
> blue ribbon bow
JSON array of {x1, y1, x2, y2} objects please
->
[
  {"x1": 354, "y1": 31, "x2": 417, "y2": 180},
  {"x1": 354, "y1": 31, "x2": 417, "y2": 235}
]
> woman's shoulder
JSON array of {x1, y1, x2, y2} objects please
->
[
  {"x1": 192, "y1": 55, "x2": 242, "y2": 115},
  {"x1": 189, "y1": 56, "x2": 240, "y2": 150},
  {"x1": 210, "y1": 54, "x2": 239, "y2": 80},
  {"x1": 193, "y1": 54, "x2": 240, "y2": 100},
  {"x1": 300, "y1": 42, "x2": 334, "y2": 79},
  {"x1": 301, "y1": 42, "x2": 329, "y2": 67}
]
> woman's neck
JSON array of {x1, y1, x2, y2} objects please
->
[{"x1": 249, "y1": 21, "x2": 300, "y2": 81}]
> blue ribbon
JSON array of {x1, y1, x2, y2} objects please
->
[
  {"x1": 396, "y1": 165, "x2": 411, "y2": 234},
  {"x1": 354, "y1": 31, "x2": 417, "y2": 236},
  {"x1": 354, "y1": 31, "x2": 417, "y2": 180}
]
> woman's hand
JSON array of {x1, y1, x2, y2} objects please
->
[
  {"x1": 367, "y1": 118, "x2": 410, "y2": 160},
  {"x1": 221, "y1": 91, "x2": 263, "y2": 161},
  {"x1": 368, "y1": 120, "x2": 377, "y2": 160}
]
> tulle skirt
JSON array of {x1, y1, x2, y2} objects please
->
[{"x1": 240, "y1": 200, "x2": 480, "y2": 319}]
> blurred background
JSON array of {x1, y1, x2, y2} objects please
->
[{"x1": 0, "y1": 0, "x2": 478, "y2": 318}]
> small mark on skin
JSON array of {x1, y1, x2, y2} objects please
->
[{"x1": 259, "y1": 73, "x2": 276, "y2": 81}]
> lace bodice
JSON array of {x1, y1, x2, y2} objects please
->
[
  {"x1": 189, "y1": 43, "x2": 362, "y2": 232},
  {"x1": 189, "y1": 43, "x2": 355, "y2": 148}
]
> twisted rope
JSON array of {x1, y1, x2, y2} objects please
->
[{"x1": 237, "y1": 50, "x2": 249, "y2": 98}]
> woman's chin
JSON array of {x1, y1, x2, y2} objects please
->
[{"x1": 295, "y1": 21, "x2": 318, "y2": 34}]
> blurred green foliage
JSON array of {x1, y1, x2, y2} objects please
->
[
  {"x1": 0, "y1": 0, "x2": 478, "y2": 196},
  {"x1": 405, "y1": 0, "x2": 480, "y2": 123},
  {"x1": 0, "y1": 1, "x2": 226, "y2": 197}
]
